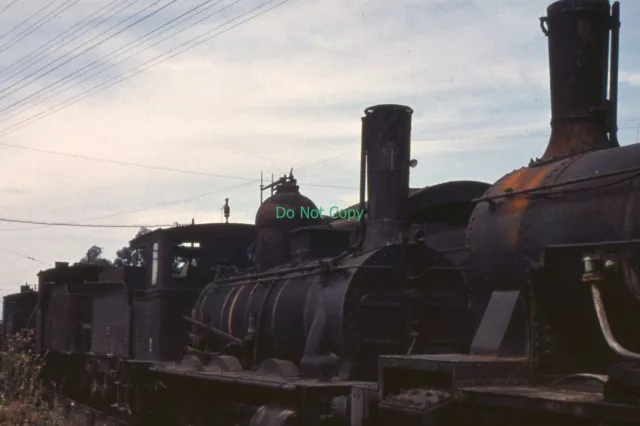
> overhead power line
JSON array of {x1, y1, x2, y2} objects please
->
[
  {"x1": 0, "y1": 139, "x2": 357, "y2": 189},
  {"x1": 0, "y1": 0, "x2": 140, "y2": 81},
  {"x1": 0, "y1": 0, "x2": 238, "y2": 119},
  {"x1": 0, "y1": 141, "x2": 255, "y2": 180},
  {"x1": 0, "y1": 0, "x2": 23, "y2": 20},
  {"x1": 0, "y1": 0, "x2": 177, "y2": 102},
  {"x1": 0, "y1": 217, "x2": 174, "y2": 228},
  {"x1": 0, "y1": 0, "x2": 239, "y2": 120},
  {"x1": 0, "y1": 122, "x2": 637, "y2": 187},
  {"x1": 0, "y1": 247, "x2": 48, "y2": 264},
  {"x1": 0, "y1": 0, "x2": 292, "y2": 140},
  {"x1": 0, "y1": 0, "x2": 82, "y2": 57},
  {"x1": 0, "y1": 149, "x2": 352, "y2": 233},
  {"x1": 4, "y1": 122, "x2": 637, "y2": 232},
  {"x1": 0, "y1": 180, "x2": 258, "y2": 232},
  {"x1": 0, "y1": 0, "x2": 55, "y2": 46},
  {"x1": 0, "y1": 152, "x2": 349, "y2": 232}
]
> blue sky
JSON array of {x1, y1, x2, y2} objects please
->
[{"x1": 0, "y1": 0, "x2": 639, "y2": 301}]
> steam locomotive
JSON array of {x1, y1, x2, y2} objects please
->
[{"x1": 3, "y1": 0, "x2": 640, "y2": 425}]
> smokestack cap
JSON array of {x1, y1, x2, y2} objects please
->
[
  {"x1": 548, "y1": 0, "x2": 610, "y2": 15},
  {"x1": 364, "y1": 104, "x2": 414, "y2": 115}
]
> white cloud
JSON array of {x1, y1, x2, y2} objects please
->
[{"x1": 621, "y1": 71, "x2": 640, "y2": 87}]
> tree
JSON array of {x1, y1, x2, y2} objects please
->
[
  {"x1": 113, "y1": 227, "x2": 151, "y2": 267},
  {"x1": 78, "y1": 245, "x2": 113, "y2": 267}
]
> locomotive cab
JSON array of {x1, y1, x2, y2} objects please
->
[
  {"x1": 130, "y1": 223, "x2": 256, "y2": 362},
  {"x1": 2, "y1": 284, "x2": 38, "y2": 341}
]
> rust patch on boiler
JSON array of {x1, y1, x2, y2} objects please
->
[{"x1": 495, "y1": 165, "x2": 555, "y2": 246}]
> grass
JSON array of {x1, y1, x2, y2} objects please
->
[{"x1": 0, "y1": 330, "x2": 63, "y2": 426}]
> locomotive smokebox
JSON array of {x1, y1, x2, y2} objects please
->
[
  {"x1": 362, "y1": 104, "x2": 413, "y2": 251},
  {"x1": 541, "y1": 0, "x2": 620, "y2": 160}
]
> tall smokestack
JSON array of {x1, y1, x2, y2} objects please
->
[
  {"x1": 540, "y1": 0, "x2": 620, "y2": 160},
  {"x1": 362, "y1": 104, "x2": 413, "y2": 251}
]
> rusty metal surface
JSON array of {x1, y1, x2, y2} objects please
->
[
  {"x1": 541, "y1": 0, "x2": 617, "y2": 159},
  {"x1": 467, "y1": 142, "x2": 640, "y2": 370}
]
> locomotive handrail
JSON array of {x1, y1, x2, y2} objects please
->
[
  {"x1": 182, "y1": 315, "x2": 243, "y2": 346},
  {"x1": 208, "y1": 265, "x2": 396, "y2": 290},
  {"x1": 547, "y1": 373, "x2": 607, "y2": 388},
  {"x1": 473, "y1": 164, "x2": 640, "y2": 203},
  {"x1": 210, "y1": 246, "x2": 389, "y2": 286},
  {"x1": 544, "y1": 238, "x2": 640, "y2": 250}
]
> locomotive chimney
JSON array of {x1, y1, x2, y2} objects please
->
[
  {"x1": 540, "y1": 0, "x2": 620, "y2": 160},
  {"x1": 362, "y1": 104, "x2": 413, "y2": 251}
]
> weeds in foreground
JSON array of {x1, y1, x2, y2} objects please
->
[{"x1": 0, "y1": 330, "x2": 63, "y2": 425}]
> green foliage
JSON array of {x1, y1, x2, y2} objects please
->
[
  {"x1": 77, "y1": 245, "x2": 112, "y2": 267},
  {"x1": 79, "y1": 227, "x2": 152, "y2": 268},
  {"x1": 113, "y1": 227, "x2": 151, "y2": 267}
]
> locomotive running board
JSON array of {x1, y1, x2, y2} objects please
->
[
  {"x1": 378, "y1": 353, "x2": 530, "y2": 394},
  {"x1": 460, "y1": 385, "x2": 640, "y2": 422},
  {"x1": 378, "y1": 353, "x2": 640, "y2": 424},
  {"x1": 150, "y1": 362, "x2": 374, "y2": 393}
]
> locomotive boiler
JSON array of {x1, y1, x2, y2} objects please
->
[
  {"x1": 467, "y1": 0, "x2": 640, "y2": 376},
  {"x1": 187, "y1": 105, "x2": 468, "y2": 381}
]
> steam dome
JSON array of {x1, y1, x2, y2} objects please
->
[{"x1": 254, "y1": 174, "x2": 321, "y2": 269}]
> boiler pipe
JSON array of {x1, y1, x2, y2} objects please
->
[{"x1": 609, "y1": 1, "x2": 620, "y2": 145}]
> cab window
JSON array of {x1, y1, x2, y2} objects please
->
[{"x1": 151, "y1": 242, "x2": 159, "y2": 286}]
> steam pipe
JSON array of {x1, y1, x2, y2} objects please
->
[
  {"x1": 353, "y1": 115, "x2": 367, "y2": 249},
  {"x1": 590, "y1": 284, "x2": 640, "y2": 361},
  {"x1": 183, "y1": 315, "x2": 243, "y2": 345},
  {"x1": 609, "y1": 1, "x2": 620, "y2": 146}
]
